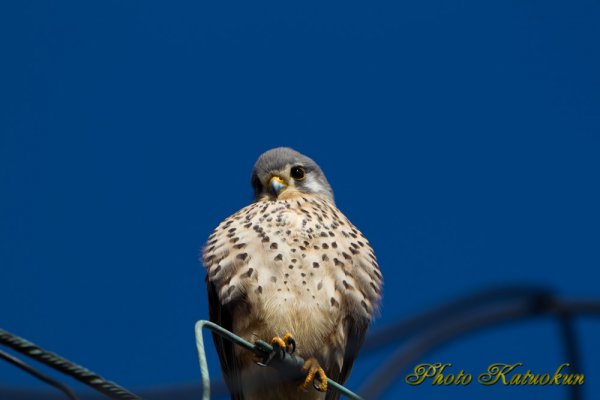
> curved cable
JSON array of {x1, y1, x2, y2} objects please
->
[
  {"x1": 2, "y1": 287, "x2": 599, "y2": 400},
  {"x1": 362, "y1": 285, "x2": 552, "y2": 352},
  {"x1": 0, "y1": 328, "x2": 141, "y2": 400},
  {"x1": 0, "y1": 348, "x2": 79, "y2": 400}
]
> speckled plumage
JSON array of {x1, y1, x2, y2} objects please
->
[{"x1": 202, "y1": 148, "x2": 383, "y2": 400}]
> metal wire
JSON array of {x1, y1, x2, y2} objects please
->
[
  {"x1": 0, "y1": 328, "x2": 141, "y2": 400},
  {"x1": 0, "y1": 348, "x2": 79, "y2": 400},
  {"x1": 195, "y1": 319, "x2": 364, "y2": 400},
  {"x1": 556, "y1": 308, "x2": 583, "y2": 400},
  {"x1": 2, "y1": 287, "x2": 600, "y2": 400}
]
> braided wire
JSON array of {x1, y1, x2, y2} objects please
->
[
  {"x1": 0, "y1": 328, "x2": 140, "y2": 400},
  {"x1": 0, "y1": 348, "x2": 79, "y2": 400}
]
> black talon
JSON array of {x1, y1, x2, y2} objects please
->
[
  {"x1": 257, "y1": 350, "x2": 275, "y2": 367},
  {"x1": 313, "y1": 378, "x2": 322, "y2": 391},
  {"x1": 287, "y1": 337, "x2": 296, "y2": 354},
  {"x1": 310, "y1": 363, "x2": 324, "y2": 390},
  {"x1": 256, "y1": 342, "x2": 286, "y2": 367},
  {"x1": 276, "y1": 343, "x2": 286, "y2": 359}
]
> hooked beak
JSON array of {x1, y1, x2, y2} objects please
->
[{"x1": 269, "y1": 176, "x2": 288, "y2": 195}]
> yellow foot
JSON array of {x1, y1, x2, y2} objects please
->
[
  {"x1": 256, "y1": 332, "x2": 297, "y2": 366},
  {"x1": 271, "y1": 332, "x2": 296, "y2": 354},
  {"x1": 299, "y1": 357, "x2": 328, "y2": 392}
]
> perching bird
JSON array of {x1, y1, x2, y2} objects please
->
[{"x1": 202, "y1": 147, "x2": 383, "y2": 400}]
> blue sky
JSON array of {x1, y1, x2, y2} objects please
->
[{"x1": 1, "y1": 1, "x2": 599, "y2": 399}]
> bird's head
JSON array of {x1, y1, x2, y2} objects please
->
[{"x1": 251, "y1": 147, "x2": 334, "y2": 203}]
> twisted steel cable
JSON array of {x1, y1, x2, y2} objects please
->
[{"x1": 0, "y1": 328, "x2": 141, "y2": 400}]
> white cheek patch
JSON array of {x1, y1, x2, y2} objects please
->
[{"x1": 302, "y1": 176, "x2": 325, "y2": 195}]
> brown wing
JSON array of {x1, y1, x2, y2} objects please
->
[
  {"x1": 325, "y1": 316, "x2": 369, "y2": 400},
  {"x1": 206, "y1": 277, "x2": 245, "y2": 400}
]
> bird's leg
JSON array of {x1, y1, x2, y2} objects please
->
[{"x1": 299, "y1": 357, "x2": 328, "y2": 392}]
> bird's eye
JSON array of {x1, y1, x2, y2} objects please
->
[{"x1": 290, "y1": 166, "x2": 305, "y2": 180}]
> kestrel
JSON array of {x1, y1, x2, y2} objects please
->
[{"x1": 202, "y1": 148, "x2": 383, "y2": 399}]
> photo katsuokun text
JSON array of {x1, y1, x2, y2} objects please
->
[{"x1": 405, "y1": 362, "x2": 584, "y2": 386}]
